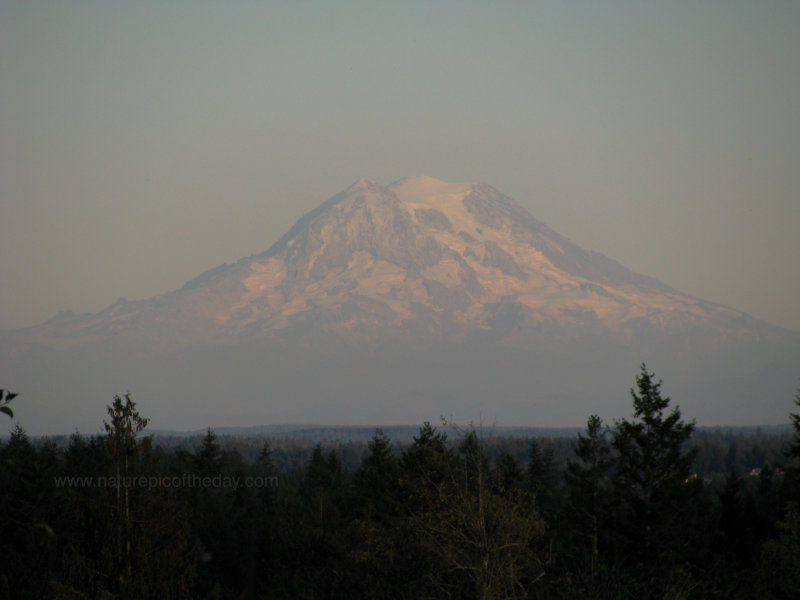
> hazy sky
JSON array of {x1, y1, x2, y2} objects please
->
[{"x1": 2, "y1": 1, "x2": 799, "y2": 332}]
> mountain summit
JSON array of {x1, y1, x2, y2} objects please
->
[{"x1": 2, "y1": 177, "x2": 797, "y2": 433}]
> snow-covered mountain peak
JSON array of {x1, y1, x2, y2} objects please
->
[{"x1": 11, "y1": 177, "x2": 770, "y2": 343}]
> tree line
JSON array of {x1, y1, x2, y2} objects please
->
[{"x1": 1, "y1": 364, "x2": 799, "y2": 599}]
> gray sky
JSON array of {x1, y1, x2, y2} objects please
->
[{"x1": 2, "y1": 1, "x2": 799, "y2": 332}]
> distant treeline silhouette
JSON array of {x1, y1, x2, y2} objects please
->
[{"x1": 2, "y1": 366, "x2": 799, "y2": 599}]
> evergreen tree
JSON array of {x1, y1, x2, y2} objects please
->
[
  {"x1": 492, "y1": 451, "x2": 525, "y2": 495},
  {"x1": 611, "y1": 364, "x2": 699, "y2": 597},
  {"x1": 302, "y1": 444, "x2": 346, "y2": 534},
  {"x1": 186, "y1": 428, "x2": 270, "y2": 599},
  {"x1": 716, "y1": 472, "x2": 748, "y2": 564},
  {"x1": 103, "y1": 393, "x2": 151, "y2": 595},
  {"x1": 0, "y1": 427, "x2": 60, "y2": 600},
  {"x1": 278, "y1": 444, "x2": 351, "y2": 598},
  {"x1": 399, "y1": 421, "x2": 451, "y2": 493},
  {"x1": 348, "y1": 429, "x2": 404, "y2": 599},
  {"x1": 707, "y1": 471, "x2": 757, "y2": 597},
  {"x1": 527, "y1": 438, "x2": 558, "y2": 515},
  {"x1": 195, "y1": 427, "x2": 224, "y2": 475},
  {"x1": 59, "y1": 394, "x2": 196, "y2": 599},
  {"x1": 756, "y1": 503, "x2": 800, "y2": 598},
  {"x1": 353, "y1": 429, "x2": 398, "y2": 516},
  {"x1": 385, "y1": 422, "x2": 454, "y2": 598},
  {"x1": 255, "y1": 440, "x2": 279, "y2": 506},
  {"x1": 562, "y1": 415, "x2": 613, "y2": 593}
]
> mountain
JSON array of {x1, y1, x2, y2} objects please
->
[{"x1": 2, "y1": 176, "x2": 798, "y2": 434}]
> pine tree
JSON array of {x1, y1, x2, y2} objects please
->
[
  {"x1": 348, "y1": 430, "x2": 403, "y2": 599},
  {"x1": 103, "y1": 394, "x2": 150, "y2": 594},
  {"x1": 60, "y1": 394, "x2": 196, "y2": 599},
  {"x1": 756, "y1": 504, "x2": 800, "y2": 598},
  {"x1": 194, "y1": 427, "x2": 223, "y2": 475},
  {"x1": 280, "y1": 444, "x2": 350, "y2": 598},
  {"x1": 399, "y1": 421, "x2": 451, "y2": 495},
  {"x1": 189, "y1": 426, "x2": 243, "y2": 598},
  {"x1": 564, "y1": 415, "x2": 613, "y2": 589},
  {"x1": 527, "y1": 438, "x2": 558, "y2": 515},
  {"x1": 613, "y1": 366, "x2": 696, "y2": 503},
  {"x1": 353, "y1": 429, "x2": 398, "y2": 517},
  {"x1": 393, "y1": 422, "x2": 456, "y2": 598},
  {"x1": 492, "y1": 451, "x2": 525, "y2": 495},
  {"x1": 0, "y1": 426, "x2": 60, "y2": 599},
  {"x1": 611, "y1": 364, "x2": 699, "y2": 597}
]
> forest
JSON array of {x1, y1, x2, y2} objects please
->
[{"x1": 1, "y1": 365, "x2": 799, "y2": 599}]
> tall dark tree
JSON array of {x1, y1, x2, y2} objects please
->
[
  {"x1": 754, "y1": 386, "x2": 800, "y2": 596},
  {"x1": 302, "y1": 444, "x2": 346, "y2": 534},
  {"x1": 194, "y1": 427, "x2": 224, "y2": 475},
  {"x1": 352, "y1": 429, "x2": 398, "y2": 517},
  {"x1": 60, "y1": 395, "x2": 196, "y2": 599},
  {"x1": 256, "y1": 440, "x2": 279, "y2": 506},
  {"x1": 716, "y1": 472, "x2": 748, "y2": 563},
  {"x1": 756, "y1": 504, "x2": 800, "y2": 598},
  {"x1": 0, "y1": 426, "x2": 60, "y2": 600},
  {"x1": 188, "y1": 426, "x2": 234, "y2": 597},
  {"x1": 392, "y1": 422, "x2": 456, "y2": 598},
  {"x1": 278, "y1": 444, "x2": 351, "y2": 598},
  {"x1": 347, "y1": 429, "x2": 404, "y2": 599},
  {"x1": 492, "y1": 451, "x2": 525, "y2": 495},
  {"x1": 527, "y1": 438, "x2": 558, "y2": 515},
  {"x1": 103, "y1": 393, "x2": 151, "y2": 595},
  {"x1": 399, "y1": 421, "x2": 451, "y2": 494},
  {"x1": 611, "y1": 364, "x2": 700, "y2": 597},
  {"x1": 563, "y1": 415, "x2": 613, "y2": 592}
]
